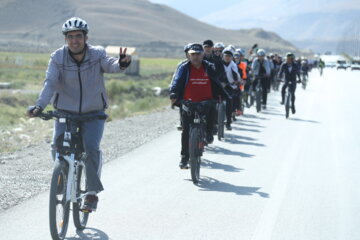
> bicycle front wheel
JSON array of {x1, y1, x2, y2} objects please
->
[
  {"x1": 189, "y1": 127, "x2": 201, "y2": 184},
  {"x1": 73, "y1": 164, "x2": 89, "y2": 230},
  {"x1": 49, "y1": 159, "x2": 70, "y2": 240},
  {"x1": 285, "y1": 93, "x2": 290, "y2": 119}
]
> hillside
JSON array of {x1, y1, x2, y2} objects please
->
[{"x1": 0, "y1": 0, "x2": 300, "y2": 56}]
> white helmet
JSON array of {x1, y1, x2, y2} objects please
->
[
  {"x1": 214, "y1": 42, "x2": 225, "y2": 49},
  {"x1": 236, "y1": 48, "x2": 246, "y2": 56},
  {"x1": 257, "y1": 49, "x2": 266, "y2": 56},
  {"x1": 62, "y1": 17, "x2": 89, "y2": 35},
  {"x1": 227, "y1": 45, "x2": 236, "y2": 52}
]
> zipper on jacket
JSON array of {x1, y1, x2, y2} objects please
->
[{"x1": 77, "y1": 65, "x2": 83, "y2": 114}]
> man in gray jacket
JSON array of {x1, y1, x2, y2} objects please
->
[
  {"x1": 251, "y1": 49, "x2": 271, "y2": 109},
  {"x1": 28, "y1": 17, "x2": 131, "y2": 212}
]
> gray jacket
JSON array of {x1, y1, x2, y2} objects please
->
[
  {"x1": 251, "y1": 58, "x2": 271, "y2": 76},
  {"x1": 36, "y1": 44, "x2": 123, "y2": 114}
]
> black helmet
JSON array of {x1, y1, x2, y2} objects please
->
[{"x1": 286, "y1": 52, "x2": 295, "y2": 59}]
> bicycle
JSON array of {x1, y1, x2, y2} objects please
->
[
  {"x1": 37, "y1": 110, "x2": 107, "y2": 240},
  {"x1": 283, "y1": 81, "x2": 296, "y2": 119},
  {"x1": 182, "y1": 99, "x2": 217, "y2": 184},
  {"x1": 251, "y1": 76, "x2": 265, "y2": 113}
]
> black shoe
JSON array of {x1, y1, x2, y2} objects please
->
[
  {"x1": 291, "y1": 105, "x2": 296, "y2": 114},
  {"x1": 81, "y1": 195, "x2": 98, "y2": 213},
  {"x1": 226, "y1": 123, "x2": 232, "y2": 131},
  {"x1": 179, "y1": 157, "x2": 189, "y2": 169},
  {"x1": 206, "y1": 134, "x2": 214, "y2": 144},
  {"x1": 280, "y1": 101, "x2": 284, "y2": 105},
  {"x1": 177, "y1": 125, "x2": 183, "y2": 131},
  {"x1": 262, "y1": 105, "x2": 267, "y2": 110}
]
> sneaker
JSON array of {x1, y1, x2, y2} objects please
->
[
  {"x1": 81, "y1": 195, "x2": 98, "y2": 213},
  {"x1": 280, "y1": 101, "x2": 284, "y2": 105},
  {"x1": 177, "y1": 125, "x2": 183, "y2": 131},
  {"x1": 179, "y1": 157, "x2": 189, "y2": 169},
  {"x1": 262, "y1": 105, "x2": 267, "y2": 110},
  {"x1": 291, "y1": 105, "x2": 296, "y2": 114},
  {"x1": 226, "y1": 123, "x2": 232, "y2": 131},
  {"x1": 235, "y1": 110, "x2": 241, "y2": 116}
]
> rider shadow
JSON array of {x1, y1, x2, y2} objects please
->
[
  {"x1": 201, "y1": 159, "x2": 244, "y2": 172},
  {"x1": 289, "y1": 118, "x2": 320, "y2": 124},
  {"x1": 226, "y1": 133, "x2": 266, "y2": 147},
  {"x1": 243, "y1": 114, "x2": 270, "y2": 121},
  {"x1": 235, "y1": 122, "x2": 265, "y2": 128},
  {"x1": 261, "y1": 111, "x2": 284, "y2": 117},
  {"x1": 231, "y1": 125, "x2": 261, "y2": 133},
  {"x1": 66, "y1": 228, "x2": 110, "y2": 240},
  {"x1": 198, "y1": 176, "x2": 270, "y2": 198},
  {"x1": 238, "y1": 119, "x2": 258, "y2": 124},
  {"x1": 206, "y1": 145, "x2": 254, "y2": 158}
]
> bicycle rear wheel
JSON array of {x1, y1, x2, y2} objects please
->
[
  {"x1": 189, "y1": 127, "x2": 201, "y2": 184},
  {"x1": 73, "y1": 164, "x2": 89, "y2": 230},
  {"x1": 49, "y1": 159, "x2": 70, "y2": 240},
  {"x1": 217, "y1": 103, "x2": 225, "y2": 141}
]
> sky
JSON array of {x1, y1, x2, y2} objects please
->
[{"x1": 149, "y1": 0, "x2": 240, "y2": 19}]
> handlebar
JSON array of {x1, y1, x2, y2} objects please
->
[{"x1": 37, "y1": 111, "x2": 108, "y2": 122}]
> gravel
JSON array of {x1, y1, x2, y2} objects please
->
[{"x1": 0, "y1": 107, "x2": 179, "y2": 212}]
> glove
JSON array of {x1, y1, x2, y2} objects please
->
[{"x1": 27, "y1": 105, "x2": 42, "y2": 117}]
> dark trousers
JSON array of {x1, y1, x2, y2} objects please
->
[
  {"x1": 260, "y1": 77, "x2": 269, "y2": 105},
  {"x1": 181, "y1": 104, "x2": 216, "y2": 158},
  {"x1": 225, "y1": 86, "x2": 235, "y2": 124},
  {"x1": 281, "y1": 81, "x2": 297, "y2": 106}
]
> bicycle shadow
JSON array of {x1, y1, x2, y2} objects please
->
[
  {"x1": 242, "y1": 114, "x2": 270, "y2": 121},
  {"x1": 225, "y1": 133, "x2": 266, "y2": 147},
  {"x1": 236, "y1": 122, "x2": 265, "y2": 128},
  {"x1": 206, "y1": 145, "x2": 254, "y2": 158},
  {"x1": 261, "y1": 111, "x2": 284, "y2": 117},
  {"x1": 231, "y1": 126, "x2": 261, "y2": 133},
  {"x1": 201, "y1": 159, "x2": 243, "y2": 172},
  {"x1": 66, "y1": 228, "x2": 110, "y2": 240},
  {"x1": 288, "y1": 118, "x2": 320, "y2": 124},
  {"x1": 198, "y1": 176, "x2": 270, "y2": 198}
]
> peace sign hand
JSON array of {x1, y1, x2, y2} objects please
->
[{"x1": 119, "y1": 47, "x2": 132, "y2": 69}]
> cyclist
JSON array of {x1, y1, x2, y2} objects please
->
[
  {"x1": 27, "y1": 17, "x2": 132, "y2": 212},
  {"x1": 278, "y1": 52, "x2": 301, "y2": 114},
  {"x1": 203, "y1": 39, "x2": 214, "y2": 62},
  {"x1": 221, "y1": 48, "x2": 240, "y2": 130},
  {"x1": 169, "y1": 43, "x2": 229, "y2": 169},
  {"x1": 171, "y1": 43, "x2": 194, "y2": 131},
  {"x1": 318, "y1": 58, "x2": 325, "y2": 76},
  {"x1": 234, "y1": 50, "x2": 246, "y2": 116},
  {"x1": 251, "y1": 49, "x2": 271, "y2": 109}
]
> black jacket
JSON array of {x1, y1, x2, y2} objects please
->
[
  {"x1": 278, "y1": 62, "x2": 301, "y2": 82},
  {"x1": 169, "y1": 60, "x2": 230, "y2": 101}
]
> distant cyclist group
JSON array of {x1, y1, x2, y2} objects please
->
[{"x1": 169, "y1": 40, "x2": 317, "y2": 170}]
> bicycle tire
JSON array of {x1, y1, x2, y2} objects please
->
[
  {"x1": 73, "y1": 164, "x2": 89, "y2": 230},
  {"x1": 49, "y1": 159, "x2": 70, "y2": 240},
  {"x1": 217, "y1": 103, "x2": 225, "y2": 141},
  {"x1": 285, "y1": 93, "x2": 290, "y2": 119},
  {"x1": 189, "y1": 127, "x2": 201, "y2": 184}
]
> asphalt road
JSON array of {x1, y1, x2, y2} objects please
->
[{"x1": 0, "y1": 68, "x2": 359, "y2": 240}]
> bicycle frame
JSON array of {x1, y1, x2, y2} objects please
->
[{"x1": 54, "y1": 117, "x2": 88, "y2": 204}]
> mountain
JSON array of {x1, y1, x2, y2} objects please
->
[
  {"x1": 0, "y1": 0, "x2": 300, "y2": 57},
  {"x1": 200, "y1": 0, "x2": 360, "y2": 54}
]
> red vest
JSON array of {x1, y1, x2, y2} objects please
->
[{"x1": 184, "y1": 64, "x2": 213, "y2": 102}]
